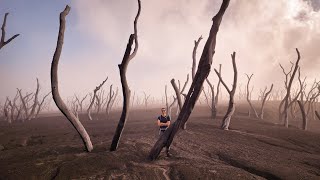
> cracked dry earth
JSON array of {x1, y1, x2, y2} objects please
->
[{"x1": 1, "y1": 104, "x2": 320, "y2": 179}]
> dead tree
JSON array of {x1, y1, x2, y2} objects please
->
[
  {"x1": 110, "y1": 87, "x2": 119, "y2": 111},
  {"x1": 35, "y1": 91, "x2": 51, "y2": 118},
  {"x1": 259, "y1": 84, "x2": 273, "y2": 119},
  {"x1": 0, "y1": 13, "x2": 20, "y2": 50},
  {"x1": 50, "y1": 5, "x2": 93, "y2": 152},
  {"x1": 27, "y1": 78, "x2": 40, "y2": 120},
  {"x1": 192, "y1": 36, "x2": 203, "y2": 80},
  {"x1": 297, "y1": 100, "x2": 307, "y2": 130},
  {"x1": 282, "y1": 48, "x2": 301, "y2": 128},
  {"x1": 245, "y1": 74, "x2": 259, "y2": 118},
  {"x1": 215, "y1": 52, "x2": 237, "y2": 130},
  {"x1": 205, "y1": 78, "x2": 217, "y2": 119},
  {"x1": 110, "y1": 0, "x2": 141, "y2": 151},
  {"x1": 17, "y1": 89, "x2": 33, "y2": 121},
  {"x1": 165, "y1": 85, "x2": 169, "y2": 112},
  {"x1": 87, "y1": 77, "x2": 108, "y2": 120},
  {"x1": 71, "y1": 98, "x2": 79, "y2": 119},
  {"x1": 106, "y1": 84, "x2": 115, "y2": 119},
  {"x1": 95, "y1": 89, "x2": 106, "y2": 119},
  {"x1": 75, "y1": 94, "x2": 88, "y2": 113},
  {"x1": 171, "y1": 79, "x2": 182, "y2": 112},
  {"x1": 143, "y1": 92, "x2": 151, "y2": 111},
  {"x1": 168, "y1": 96, "x2": 177, "y2": 117},
  {"x1": 315, "y1": 111, "x2": 320, "y2": 120},
  {"x1": 148, "y1": 0, "x2": 230, "y2": 160},
  {"x1": 278, "y1": 62, "x2": 294, "y2": 123},
  {"x1": 3, "y1": 98, "x2": 9, "y2": 121},
  {"x1": 215, "y1": 64, "x2": 222, "y2": 105}
]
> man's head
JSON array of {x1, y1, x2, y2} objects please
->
[{"x1": 161, "y1": 108, "x2": 166, "y2": 115}]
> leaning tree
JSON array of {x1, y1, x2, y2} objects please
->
[
  {"x1": 110, "y1": 0, "x2": 141, "y2": 151},
  {"x1": 149, "y1": 0, "x2": 230, "y2": 160},
  {"x1": 50, "y1": 5, "x2": 93, "y2": 152}
]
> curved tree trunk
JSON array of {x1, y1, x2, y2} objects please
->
[
  {"x1": 215, "y1": 52, "x2": 237, "y2": 130},
  {"x1": 297, "y1": 100, "x2": 307, "y2": 130},
  {"x1": 110, "y1": 0, "x2": 141, "y2": 151},
  {"x1": 148, "y1": 0, "x2": 230, "y2": 160},
  {"x1": 51, "y1": 5, "x2": 93, "y2": 152}
]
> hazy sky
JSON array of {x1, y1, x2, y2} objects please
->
[{"x1": 0, "y1": 0, "x2": 320, "y2": 104}]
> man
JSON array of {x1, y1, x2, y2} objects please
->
[{"x1": 157, "y1": 107, "x2": 171, "y2": 157}]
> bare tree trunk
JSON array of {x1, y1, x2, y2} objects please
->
[
  {"x1": 87, "y1": 78, "x2": 107, "y2": 121},
  {"x1": 297, "y1": 100, "x2": 307, "y2": 130},
  {"x1": 0, "y1": 13, "x2": 20, "y2": 50},
  {"x1": 165, "y1": 85, "x2": 169, "y2": 112},
  {"x1": 259, "y1": 84, "x2": 273, "y2": 119},
  {"x1": 315, "y1": 111, "x2": 320, "y2": 121},
  {"x1": 35, "y1": 91, "x2": 51, "y2": 118},
  {"x1": 106, "y1": 84, "x2": 115, "y2": 119},
  {"x1": 192, "y1": 36, "x2": 203, "y2": 80},
  {"x1": 215, "y1": 52, "x2": 237, "y2": 130},
  {"x1": 50, "y1": 5, "x2": 93, "y2": 152},
  {"x1": 168, "y1": 96, "x2": 177, "y2": 117},
  {"x1": 283, "y1": 49, "x2": 301, "y2": 128},
  {"x1": 215, "y1": 64, "x2": 221, "y2": 106},
  {"x1": 171, "y1": 79, "x2": 182, "y2": 112},
  {"x1": 143, "y1": 92, "x2": 150, "y2": 111},
  {"x1": 27, "y1": 78, "x2": 40, "y2": 120},
  {"x1": 75, "y1": 94, "x2": 88, "y2": 113},
  {"x1": 110, "y1": 0, "x2": 141, "y2": 151},
  {"x1": 206, "y1": 78, "x2": 216, "y2": 119},
  {"x1": 245, "y1": 74, "x2": 259, "y2": 118},
  {"x1": 148, "y1": 0, "x2": 230, "y2": 160},
  {"x1": 7, "y1": 98, "x2": 13, "y2": 123}
]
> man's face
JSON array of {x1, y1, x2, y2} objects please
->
[{"x1": 161, "y1": 109, "x2": 166, "y2": 115}]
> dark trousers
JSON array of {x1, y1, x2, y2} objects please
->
[{"x1": 159, "y1": 129, "x2": 170, "y2": 152}]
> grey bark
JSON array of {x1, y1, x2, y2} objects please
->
[
  {"x1": 106, "y1": 84, "x2": 115, "y2": 119},
  {"x1": 110, "y1": 0, "x2": 141, "y2": 151},
  {"x1": 192, "y1": 36, "x2": 203, "y2": 80},
  {"x1": 27, "y1": 78, "x2": 40, "y2": 120},
  {"x1": 148, "y1": 0, "x2": 230, "y2": 160},
  {"x1": 35, "y1": 91, "x2": 51, "y2": 118},
  {"x1": 165, "y1": 85, "x2": 169, "y2": 112},
  {"x1": 297, "y1": 100, "x2": 307, "y2": 130},
  {"x1": 0, "y1": 13, "x2": 20, "y2": 50},
  {"x1": 205, "y1": 78, "x2": 216, "y2": 119},
  {"x1": 259, "y1": 84, "x2": 273, "y2": 119},
  {"x1": 245, "y1": 74, "x2": 259, "y2": 118},
  {"x1": 87, "y1": 78, "x2": 108, "y2": 121},
  {"x1": 283, "y1": 48, "x2": 301, "y2": 128},
  {"x1": 50, "y1": 5, "x2": 93, "y2": 152},
  {"x1": 215, "y1": 64, "x2": 221, "y2": 106},
  {"x1": 215, "y1": 52, "x2": 237, "y2": 130}
]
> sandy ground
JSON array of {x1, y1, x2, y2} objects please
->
[{"x1": 0, "y1": 102, "x2": 320, "y2": 179}]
